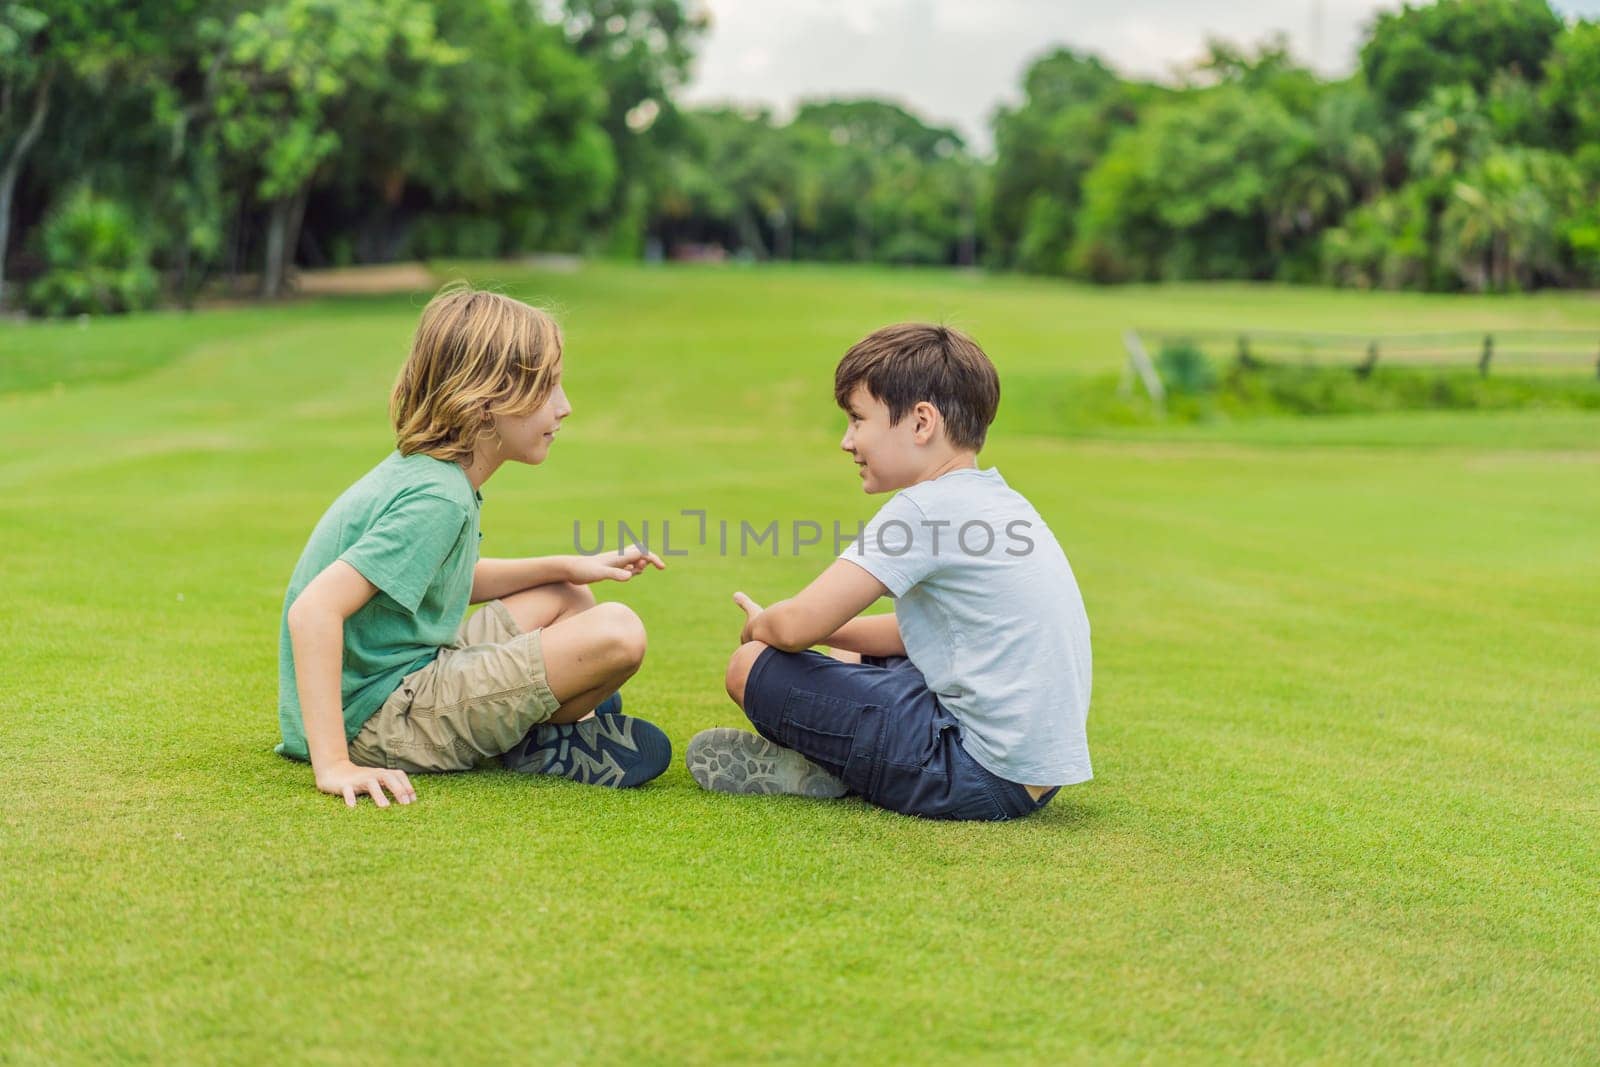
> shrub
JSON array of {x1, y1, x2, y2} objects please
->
[
  {"x1": 1156, "y1": 339, "x2": 1218, "y2": 395},
  {"x1": 25, "y1": 189, "x2": 159, "y2": 317}
]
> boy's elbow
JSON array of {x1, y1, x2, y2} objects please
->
[
  {"x1": 763, "y1": 616, "x2": 819, "y2": 654},
  {"x1": 285, "y1": 597, "x2": 310, "y2": 636},
  {"x1": 286, "y1": 593, "x2": 330, "y2": 636}
]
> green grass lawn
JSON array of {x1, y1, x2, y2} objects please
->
[{"x1": 2, "y1": 263, "x2": 1598, "y2": 1063}]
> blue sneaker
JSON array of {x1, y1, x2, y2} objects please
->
[
  {"x1": 501, "y1": 713, "x2": 670, "y2": 788},
  {"x1": 595, "y1": 691, "x2": 623, "y2": 717}
]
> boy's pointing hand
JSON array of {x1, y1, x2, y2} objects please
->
[
  {"x1": 572, "y1": 544, "x2": 666, "y2": 583},
  {"x1": 733, "y1": 591, "x2": 765, "y2": 643}
]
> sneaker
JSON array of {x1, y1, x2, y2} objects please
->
[
  {"x1": 594, "y1": 691, "x2": 623, "y2": 717},
  {"x1": 501, "y1": 713, "x2": 670, "y2": 788},
  {"x1": 685, "y1": 728, "x2": 847, "y2": 799}
]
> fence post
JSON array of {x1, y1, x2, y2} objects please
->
[
  {"x1": 1122, "y1": 330, "x2": 1167, "y2": 417},
  {"x1": 1357, "y1": 340, "x2": 1379, "y2": 379},
  {"x1": 1479, "y1": 334, "x2": 1494, "y2": 377}
]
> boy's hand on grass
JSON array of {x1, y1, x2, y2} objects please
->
[
  {"x1": 570, "y1": 545, "x2": 666, "y2": 584},
  {"x1": 733, "y1": 591, "x2": 765, "y2": 644},
  {"x1": 316, "y1": 759, "x2": 416, "y2": 809}
]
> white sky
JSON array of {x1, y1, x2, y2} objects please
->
[{"x1": 681, "y1": 0, "x2": 1600, "y2": 153}]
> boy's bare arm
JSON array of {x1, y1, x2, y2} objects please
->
[
  {"x1": 287, "y1": 561, "x2": 416, "y2": 808},
  {"x1": 821, "y1": 613, "x2": 906, "y2": 657},
  {"x1": 735, "y1": 559, "x2": 890, "y2": 653},
  {"x1": 470, "y1": 546, "x2": 665, "y2": 602}
]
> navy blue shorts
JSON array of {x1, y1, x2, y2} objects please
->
[{"x1": 742, "y1": 648, "x2": 1059, "y2": 822}]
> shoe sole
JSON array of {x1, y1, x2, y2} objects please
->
[{"x1": 685, "y1": 728, "x2": 847, "y2": 799}]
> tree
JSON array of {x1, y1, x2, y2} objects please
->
[
  {"x1": 987, "y1": 48, "x2": 1135, "y2": 271},
  {"x1": 1070, "y1": 86, "x2": 1308, "y2": 282},
  {"x1": 1321, "y1": 187, "x2": 1432, "y2": 290},
  {"x1": 322, "y1": 0, "x2": 616, "y2": 262},
  {"x1": 1439, "y1": 147, "x2": 1579, "y2": 289},
  {"x1": 557, "y1": 0, "x2": 707, "y2": 255},
  {"x1": 1, "y1": 1, "x2": 168, "y2": 304},
  {"x1": 1359, "y1": 0, "x2": 1563, "y2": 115},
  {"x1": 1193, "y1": 34, "x2": 1322, "y2": 116},
  {"x1": 1541, "y1": 19, "x2": 1600, "y2": 153},
  {"x1": 791, "y1": 99, "x2": 974, "y2": 264},
  {"x1": 213, "y1": 0, "x2": 457, "y2": 297},
  {"x1": 1404, "y1": 85, "x2": 1494, "y2": 190}
]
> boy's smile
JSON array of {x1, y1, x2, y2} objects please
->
[
  {"x1": 497, "y1": 379, "x2": 570, "y2": 465},
  {"x1": 840, "y1": 383, "x2": 972, "y2": 494},
  {"x1": 840, "y1": 384, "x2": 899, "y2": 493}
]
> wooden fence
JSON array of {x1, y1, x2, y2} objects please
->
[{"x1": 1121, "y1": 328, "x2": 1600, "y2": 413}]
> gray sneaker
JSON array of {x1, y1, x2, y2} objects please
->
[{"x1": 685, "y1": 728, "x2": 847, "y2": 799}]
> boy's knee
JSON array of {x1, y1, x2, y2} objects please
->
[
  {"x1": 725, "y1": 641, "x2": 769, "y2": 708},
  {"x1": 592, "y1": 601, "x2": 647, "y2": 671}
]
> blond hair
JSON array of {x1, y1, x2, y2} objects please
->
[{"x1": 390, "y1": 283, "x2": 563, "y2": 464}]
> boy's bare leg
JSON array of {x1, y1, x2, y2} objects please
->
[
  {"x1": 493, "y1": 582, "x2": 636, "y2": 722},
  {"x1": 724, "y1": 640, "x2": 768, "y2": 709},
  {"x1": 499, "y1": 580, "x2": 598, "y2": 632},
  {"x1": 826, "y1": 648, "x2": 863, "y2": 664},
  {"x1": 538, "y1": 602, "x2": 647, "y2": 723}
]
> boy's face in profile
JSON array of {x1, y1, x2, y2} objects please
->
[
  {"x1": 496, "y1": 375, "x2": 570, "y2": 466},
  {"x1": 840, "y1": 383, "x2": 925, "y2": 494}
]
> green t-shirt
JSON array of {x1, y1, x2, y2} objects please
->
[{"x1": 276, "y1": 451, "x2": 482, "y2": 761}]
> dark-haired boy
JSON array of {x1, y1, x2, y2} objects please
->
[{"x1": 686, "y1": 324, "x2": 1092, "y2": 821}]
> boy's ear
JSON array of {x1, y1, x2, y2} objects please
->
[{"x1": 911, "y1": 401, "x2": 941, "y2": 445}]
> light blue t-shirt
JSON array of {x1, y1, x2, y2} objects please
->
[{"x1": 841, "y1": 467, "x2": 1092, "y2": 786}]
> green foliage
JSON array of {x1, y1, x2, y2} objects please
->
[
  {"x1": 9, "y1": 0, "x2": 1600, "y2": 310},
  {"x1": 1541, "y1": 19, "x2": 1600, "y2": 151},
  {"x1": 1156, "y1": 340, "x2": 1218, "y2": 395},
  {"x1": 1219, "y1": 362, "x2": 1600, "y2": 416},
  {"x1": 1071, "y1": 87, "x2": 1308, "y2": 281},
  {"x1": 988, "y1": 49, "x2": 1136, "y2": 270},
  {"x1": 1359, "y1": 0, "x2": 1564, "y2": 114},
  {"x1": 24, "y1": 188, "x2": 158, "y2": 315},
  {"x1": 1321, "y1": 187, "x2": 1433, "y2": 290},
  {"x1": 1438, "y1": 146, "x2": 1581, "y2": 290},
  {"x1": 215, "y1": 0, "x2": 460, "y2": 203},
  {"x1": 558, "y1": 0, "x2": 707, "y2": 250},
  {"x1": 652, "y1": 99, "x2": 980, "y2": 265},
  {"x1": 982, "y1": 4, "x2": 1600, "y2": 294}
]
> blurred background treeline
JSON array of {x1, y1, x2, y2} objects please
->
[{"x1": 3, "y1": 0, "x2": 1599, "y2": 317}]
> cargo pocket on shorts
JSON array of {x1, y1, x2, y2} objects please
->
[
  {"x1": 839, "y1": 702, "x2": 888, "y2": 798},
  {"x1": 775, "y1": 689, "x2": 862, "y2": 777}
]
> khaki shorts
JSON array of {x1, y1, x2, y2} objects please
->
[{"x1": 349, "y1": 600, "x2": 561, "y2": 772}]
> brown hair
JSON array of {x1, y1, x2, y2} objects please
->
[
  {"x1": 390, "y1": 282, "x2": 563, "y2": 464},
  {"x1": 834, "y1": 323, "x2": 1000, "y2": 451}
]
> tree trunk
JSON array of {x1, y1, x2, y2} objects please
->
[
  {"x1": 735, "y1": 209, "x2": 768, "y2": 260},
  {"x1": 261, "y1": 198, "x2": 289, "y2": 299},
  {"x1": 0, "y1": 68, "x2": 55, "y2": 308},
  {"x1": 259, "y1": 185, "x2": 310, "y2": 299},
  {"x1": 958, "y1": 194, "x2": 977, "y2": 268}
]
